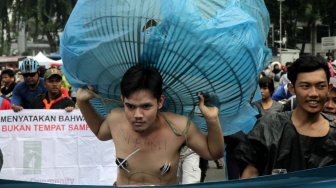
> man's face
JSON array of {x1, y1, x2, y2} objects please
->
[
  {"x1": 260, "y1": 86, "x2": 271, "y2": 100},
  {"x1": 293, "y1": 69, "x2": 330, "y2": 115},
  {"x1": 44, "y1": 76, "x2": 62, "y2": 96},
  {"x1": 274, "y1": 64, "x2": 280, "y2": 70},
  {"x1": 323, "y1": 89, "x2": 336, "y2": 115},
  {"x1": 123, "y1": 90, "x2": 164, "y2": 133},
  {"x1": 22, "y1": 72, "x2": 39, "y2": 86},
  {"x1": 1, "y1": 74, "x2": 14, "y2": 86}
]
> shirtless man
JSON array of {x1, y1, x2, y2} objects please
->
[{"x1": 76, "y1": 65, "x2": 224, "y2": 186}]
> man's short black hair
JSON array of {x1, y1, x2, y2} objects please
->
[
  {"x1": 121, "y1": 64, "x2": 163, "y2": 100},
  {"x1": 1, "y1": 69, "x2": 15, "y2": 77},
  {"x1": 259, "y1": 76, "x2": 275, "y2": 96},
  {"x1": 287, "y1": 55, "x2": 330, "y2": 85}
]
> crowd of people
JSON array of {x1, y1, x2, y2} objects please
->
[
  {"x1": 0, "y1": 58, "x2": 76, "y2": 174},
  {"x1": 236, "y1": 55, "x2": 336, "y2": 178},
  {"x1": 1, "y1": 58, "x2": 75, "y2": 112},
  {"x1": 0, "y1": 54, "x2": 336, "y2": 185}
]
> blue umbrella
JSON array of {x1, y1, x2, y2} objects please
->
[{"x1": 61, "y1": 0, "x2": 271, "y2": 135}]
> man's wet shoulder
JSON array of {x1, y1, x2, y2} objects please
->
[{"x1": 257, "y1": 111, "x2": 292, "y2": 127}]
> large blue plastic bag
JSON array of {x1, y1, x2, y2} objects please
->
[{"x1": 61, "y1": 0, "x2": 271, "y2": 134}]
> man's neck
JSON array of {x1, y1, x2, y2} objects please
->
[
  {"x1": 261, "y1": 97, "x2": 272, "y2": 109},
  {"x1": 291, "y1": 108, "x2": 329, "y2": 137},
  {"x1": 48, "y1": 91, "x2": 62, "y2": 100},
  {"x1": 292, "y1": 107, "x2": 322, "y2": 125},
  {"x1": 27, "y1": 79, "x2": 39, "y2": 90}
]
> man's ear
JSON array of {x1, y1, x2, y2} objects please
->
[
  {"x1": 288, "y1": 83, "x2": 295, "y2": 95},
  {"x1": 120, "y1": 95, "x2": 125, "y2": 103},
  {"x1": 328, "y1": 83, "x2": 333, "y2": 93},
  {"x1": 158, "y1": 95, "x2": 165, "y2": 109}
]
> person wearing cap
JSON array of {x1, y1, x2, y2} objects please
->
[
  {"x1": 11, "y1": 58, "x2": 47, "y2": 112},
  {"x1": 323, "y1": 77, "x2": 336, "y2": 115},
  {"x1": 30, "y1": 68, "x2": 75, "y2": 112}
]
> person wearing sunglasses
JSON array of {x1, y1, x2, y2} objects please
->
[{"x1": 11, "y1": 58, "x2": 47, "y2": 112}]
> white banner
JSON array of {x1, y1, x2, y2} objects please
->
[{"x1": 0, "y1": 109, "x2": 117, "y2": 185}]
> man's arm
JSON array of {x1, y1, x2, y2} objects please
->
[
  {"x1": 241, "y1": 163, "x2": 259, "y2": 178},
  {"x1": 63, "y1": 98, "x2": 76, "y2": 112},
  {"x1": 186, "y1": 94, "x2": 224, "y2": 160},
  {"x1": 76, "y1": 88, "x2": 112, "y2": 141},
  {"x1": 10, "y1": 84, "x2": 24, "y2": 112}
]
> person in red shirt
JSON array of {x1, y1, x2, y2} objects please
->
[{"x1": 0, "y1": 96, "x2": 11, "y2": 110}]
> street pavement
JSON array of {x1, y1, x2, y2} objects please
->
[{"x1": 204, "y1": 160, "x2": 226, "y2": 182}]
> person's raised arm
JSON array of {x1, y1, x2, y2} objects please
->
[
  {"x1": 186, "y1": 93, "x2": 224, "y2": 160},
  {"x1": 76, "y1": 88, "x2": 112, "y2": 141},
  {"x1": 11, "y1": 85, "x2": 24, "y2": 112}
]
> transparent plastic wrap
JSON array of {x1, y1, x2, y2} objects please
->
[{"x1": 61, "y1": 0, "x2": 271, "y2": 134}]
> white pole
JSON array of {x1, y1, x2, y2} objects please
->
[{"x1": 279, "y1": 0, "x2": 283, "y2": 64}]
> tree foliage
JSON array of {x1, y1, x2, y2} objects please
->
[
  {"x1": 265, "y1": 0, "x2": 336, "y2": 54},
  {"x1": 0, "y1": 0, "x2": 76, "y2": 55},
  {"x1": 0, "y1": 0, "x2": 13, "y2": 55},
  {"x1": 2, "y1": 0, "x2": 336, "y2": 55}
]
